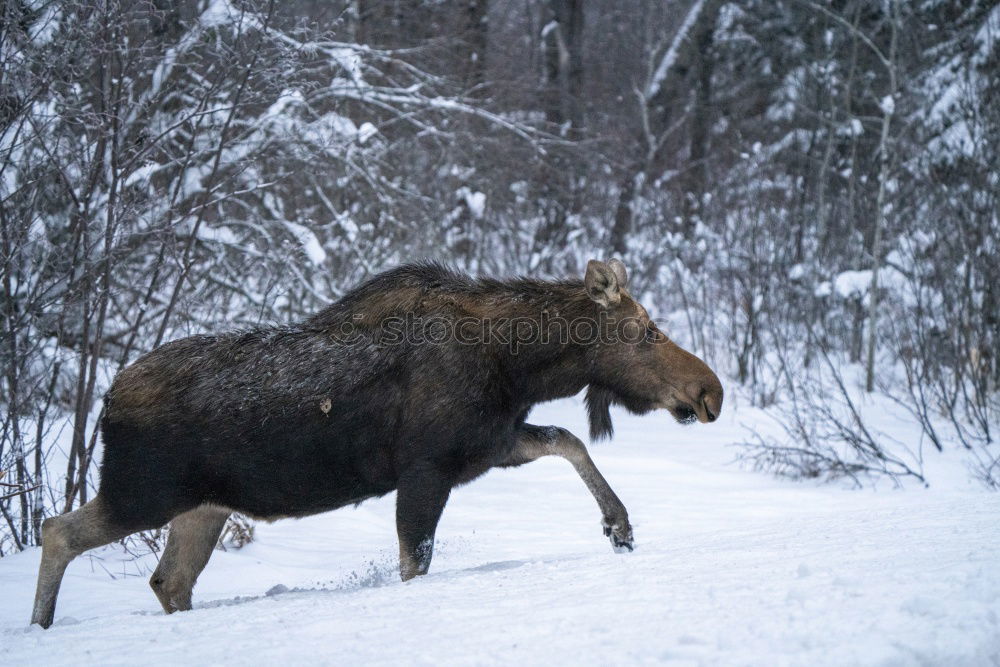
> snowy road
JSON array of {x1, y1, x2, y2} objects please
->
[{"x1": 2, "y1": 396, "x2": 999, "y2": 665}]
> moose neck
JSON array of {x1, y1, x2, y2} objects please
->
[{"x1": 486, "y1": 282, "x2": 597, "y2": 407}]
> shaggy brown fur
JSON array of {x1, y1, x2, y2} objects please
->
[{"x1": 31, "y1": 259, "x2": 723, "y2": 628}]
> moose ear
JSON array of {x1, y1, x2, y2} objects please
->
[
  {"x1": 585, "y1": 259, "x2": 622, "y2": 308},
  {"x1": 607, "y1": 258, "x2": 628, "y2": 288}
]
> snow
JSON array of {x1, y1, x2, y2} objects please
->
[
  {"x1": 837, "y1": 118, "x2": 864, "y2": 138},
  {"x1": 336, "y1": 213, "x2": 360, "y2": 242},
  {"x1": 458, "y1": 187, "x2": 487, "y2": 219},
  {"x1": 27, "y1": 3, "x2": 61, "y2": 45},
  {"x1": 200, "y1": 0, "x2": 238, "y2": 29},
  {"x1": 2, "y1": 395, "x2": 999, "y2": 664},
  {"x1": 973, "y1": 6, "x2": 1000, "y2": 67},
  {"x1": 879, "y1": 94, "x2": 895, "y2": 116},
  {"x1": 328, "y1": 47, "x2": 364, "y2": 86},
  {"x1": 197, "y1": 224, "x2": 238, "y2": 246},
  {"x1": 265, "y1": 89, "x2": 305, "y2": 119},
  {"x1": 282, "y1": 221, "x2": 327, "y2": 267},
  {"x1": 357, "y1": 122, "x2": 378, "y2": 145},
  {"x1": 833, "y1": 269, "x2": 872, "y2": 298}
]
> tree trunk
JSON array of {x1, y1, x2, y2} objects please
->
[
  {"x1": 681, "y1": 10, "x2": 716, "y2": 229},
  {"x1": 612, "y1": 0, "x2": 723, "y2": 254},
  {"x1": 865, "y1": 1, "x2": 898, "y2": 393},
  {"x1": 463, "y1": 0, "x2": 489, "y2": 93},
  {"x1": 535, "y1": 0, "x2": 584, "y2": 271}
]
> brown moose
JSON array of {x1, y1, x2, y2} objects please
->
[{"x1": 31, "y1": 259, "x2": 723, "y2": 627}]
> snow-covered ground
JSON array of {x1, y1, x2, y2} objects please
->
[{"x1": 2, "y1": 394, "x2": 999, "y2": 665}]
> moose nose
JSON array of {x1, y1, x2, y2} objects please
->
[
  {"x1": 690, "y1": 375, "x2": 723, "y2": 424},
  {"x1": 703, "y1": 382, "x2": 723, "y2": 423}
]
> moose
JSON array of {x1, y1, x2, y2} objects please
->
[{"x1": 31, "y1": 259, "x2": 723, "y2": 628}]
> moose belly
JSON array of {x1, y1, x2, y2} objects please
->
[
  {"x1": 202, "y1": 423, "x2": 401, "y2": 520},
  {"x1": 99, "y1": 397, "x2": 401, "y2": 528}
]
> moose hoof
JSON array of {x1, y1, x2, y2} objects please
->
[{"x1": 602, "y1": 518, "x2": 634, "y2": 553}]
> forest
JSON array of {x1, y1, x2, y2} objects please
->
[{"x1": 1, "y1": 0, "x2": 997, "y2": 555}]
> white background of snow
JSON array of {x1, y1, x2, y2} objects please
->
[{"x1": 1, "y1": 393, "x2": 999, "y2": 665}]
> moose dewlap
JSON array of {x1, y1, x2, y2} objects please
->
[{"x1": 31, "y1": 259, "x2": 722, "y2": 628}]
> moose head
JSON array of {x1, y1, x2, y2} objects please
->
[{"x1": 581, "y1": 259, "x2": 724, "y2": 440}]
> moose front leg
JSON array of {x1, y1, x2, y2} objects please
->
[
  {"x1": 503, "y1": 424, "x2": 634, "y2": 552},
  {"x1": 395, "y1": 465, "x2": 453, "y2": 581}
]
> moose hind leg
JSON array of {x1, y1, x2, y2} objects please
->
[
  {"x1": 31, "y1": 495, "x2": 135, "y2": 628},
  {"x1": 396, "y1": 466, "x2": 453, "y2": 581},
  {"x1": 150, "y1": 506, "x2": 229, "y2": 614},
  {"x1": 503, "y1": 424, "x2": 634, "y2": 552}
]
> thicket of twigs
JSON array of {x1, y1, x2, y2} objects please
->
[{"x1": 1, "y1": 0, "x2": 997, "y2": 553}]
